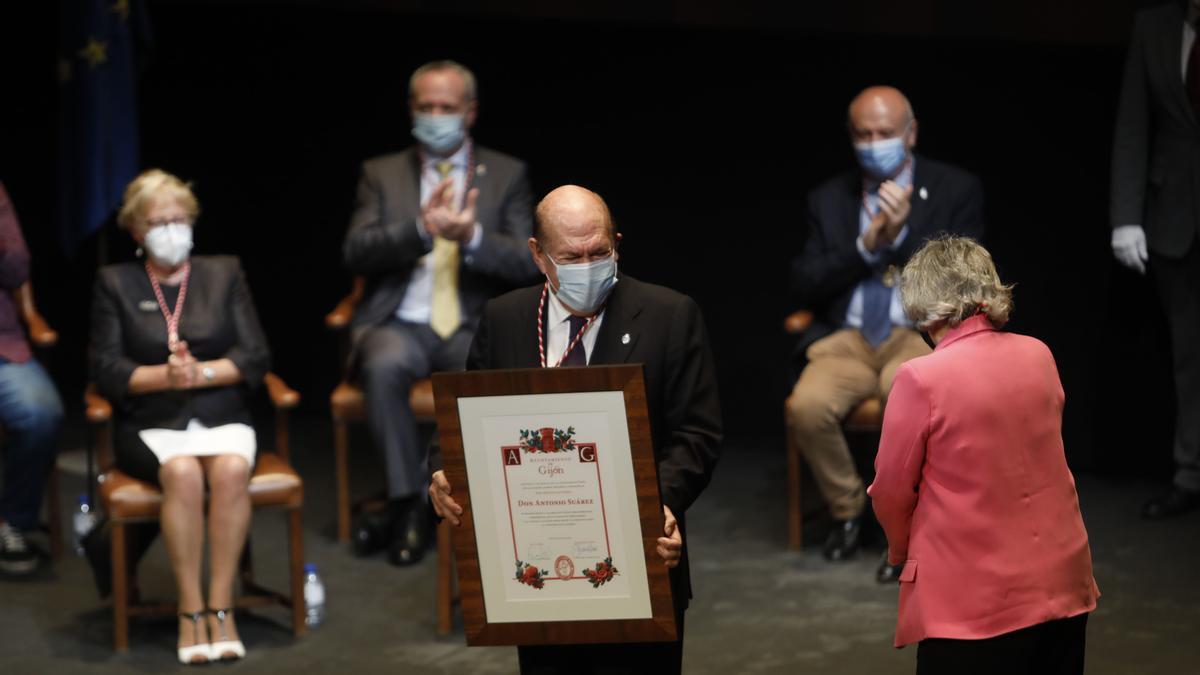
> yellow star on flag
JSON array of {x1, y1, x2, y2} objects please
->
[{"x1": 78, "y1": 39, "x2": 108, "y2": 68}]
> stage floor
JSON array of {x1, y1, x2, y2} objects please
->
[{"x1": 3, "y1": 415, "x2": 1197, "y2": 674}]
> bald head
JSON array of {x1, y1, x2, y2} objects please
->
[
  {"x1": 528, "y1": 186, "x2": 620, "y2": 314},
  {"x1": 534, "y1": 185, "x2": 615, "y2": 246},
  {"x1": 849, "y1": 86, "x2": 914, "y2": 129}
]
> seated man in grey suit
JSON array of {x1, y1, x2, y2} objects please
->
[{"x1": 343, "y1": 60, "x2": 539, "y2": 565}]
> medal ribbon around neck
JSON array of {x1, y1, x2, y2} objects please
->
[
  {"x1": 145, "y1": 260, "x2": 191, "y2": 353},
  {"x1": 537, "y1": 282, "x2": 603, "y2": 368}
]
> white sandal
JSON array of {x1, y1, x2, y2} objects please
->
[
  {"x1": 207, "y1": 608, "x2": 246, "y2": 661},
  {"x1": 177, "y1": 611, "x2": 211, "y2": 665}
]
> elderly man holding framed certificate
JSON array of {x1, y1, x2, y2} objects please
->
[{"x1": 430, "y1": 185, "x2": 722, "y2": 674}]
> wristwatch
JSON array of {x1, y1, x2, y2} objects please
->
[{"x1": 201, "y1": 365, "x2": 216, "y2": 383}]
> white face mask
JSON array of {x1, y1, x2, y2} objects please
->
[{"x1": 143, "y1": 223, "x2": 193, "y2": 267}]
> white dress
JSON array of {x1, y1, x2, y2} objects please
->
[{"x1": 138, "y1": 419, "x2": 257, "y2": 467}]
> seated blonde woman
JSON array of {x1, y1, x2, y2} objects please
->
[{"x1": 90, "y1": 169, "x2": 270, "y2": 665}]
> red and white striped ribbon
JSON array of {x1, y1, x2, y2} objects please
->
[{"x1": 145, "y1": 260, "x2": 191, "y2": 353}]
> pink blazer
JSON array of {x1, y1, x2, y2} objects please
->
[{"x1": 867, "y1": 314, "x2": 1099, "y2": 648}]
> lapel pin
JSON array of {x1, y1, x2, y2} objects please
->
[
  {"x1": 138, "y1": 300, "x2": 158, "y2": 312},
  {"x1": 476, "y1": 163, "x2": 487, "y2": 177},
  {"x1": 621, "y1": 333, "x2": 630, "y2": 345},
  {"x1": 918, "y1": 186, "x2": 928, "y2": 200}
]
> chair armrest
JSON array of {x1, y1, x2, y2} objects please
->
[
  {"x1": 325, "y1": 276, "x2": 365, "y2": 330},
  {"x1": 264, "y1": 372, "x2": 300, "y2": 410},
  {"x1": 784, "y1": 310, "x2": 814, "y2": 335},
  {"x1": 24, "y1": 310, "x2": 58, "y2": 348},
  {"x1": 13, "y1": 282, "x2": 58, "y2": 347},
  {"x1": 84, "y1": 384, "x2": 112, "y2": 423}
]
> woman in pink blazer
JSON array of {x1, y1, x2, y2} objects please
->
[{"x1": 868, "y1": 236, "x2": 1099, "y2": 674}]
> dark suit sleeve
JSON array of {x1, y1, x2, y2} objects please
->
[
  {"x1": 790, "y1": 190, "x2": 871, "y2": 304},
  {"x1": 948, "y1": 173, "x2": 985, "y2": 241},
  {"x1": 0, "y1": 183, "x2": 31, "y2": 291},
  {"x1": 464, "y1": 162, "x2": 540, "y2": 283},
  {"x1": 657, "y1": 296, "x2": 723, "y2": 515},
  {"x1": 464, "y1": 301, "x2": 493, "y2": 373},
  {"x1": 1110, "y1": 13, "x2": 1151, "y2": 228},
  {"x1": 429, "y1": 298, "x2": 495, "y2": 474},
  {"x1": 90, "y1": 272, "x2": 140, "y2": 402},
  {"x1": 221, "y1": 259, "x2": 271, "y2": 389},
  {"x1": 343, "y1": 161, "x2": 431, "y2": 276}
]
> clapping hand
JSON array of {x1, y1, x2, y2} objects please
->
[
  {"x1": 166, "y1": 341, "x2": 198, "y2": 390},
  {"x1": 421, "y1": 178, "x2": 479, "y2": 243},
  {"x1": 863, "y1": 181, "x2": 913, "y2": 252}
]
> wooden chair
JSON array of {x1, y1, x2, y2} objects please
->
[
  {"x1": 84, "y1": 373, "x2": 307, "y2": 651},
  {"x1": 11, "y1": 282, "x2": 64, "y2": 558},
  {"x1": 326, "y1": 276, "x2": 456, "y2": 635},
  {"x1": 784, "y1": 310, "x2": 884, "y2": 551}
]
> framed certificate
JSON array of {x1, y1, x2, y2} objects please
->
[{"x1": 432, "y1": 364, "x2": 677, "y2": 646}]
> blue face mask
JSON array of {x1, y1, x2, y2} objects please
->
[
  {"x1": 548, "y1": 254, "x2": 618, "y2": 315},
  {"x1": 854, "y1": 135, "x2": 909, "y2": 179},
  {"x1": 412, "y1": 113, "x2": 466, "y2": 154}
]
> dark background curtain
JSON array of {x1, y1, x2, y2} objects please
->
[{"x1": 0, "y1": 0, "x2": 1176, "y2": 478}]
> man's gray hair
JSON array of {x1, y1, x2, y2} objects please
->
[
  {"x1": 900, "y1": 235, "x2": 1014, "y2": 331},
  {"x1": 409, "y1": 60, "x2": 477, "y2": 101}
]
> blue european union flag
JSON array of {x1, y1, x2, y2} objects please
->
[{"x1": 57, "y1": 0, "x2": 150, "y2": 254}]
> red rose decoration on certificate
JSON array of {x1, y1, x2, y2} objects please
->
[
  {"x1": 583, "y1": 558, "x2": 619, "y2": 588},
  {"x1": 515, "y1": 560, "x2": 547, "y2": 589}
]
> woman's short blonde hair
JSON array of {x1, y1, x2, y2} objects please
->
[
  {"x1": 116, "y1": 169, "x2": 199, "y2": 231},
  {"x1": 900, "y1": 235, "x2": 1013, "y2": 330}
]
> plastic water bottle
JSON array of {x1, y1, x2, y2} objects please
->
[
  {"x1": 73, "y1": 494, "x2": 97, "y2": 556},
  {"x1": 303, "y1": 563, "x2": 326, "y2": 627}
]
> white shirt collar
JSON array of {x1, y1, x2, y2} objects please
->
[
  {"x1": 546, "y1": 285, "x2": 578, "y2": 327},
  {"x1": 423, "y1": 137, "x2": 471, "y2": 170}
]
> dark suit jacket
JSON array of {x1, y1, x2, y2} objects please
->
[
  {"x1": 1111, "y1": 1, "x2": 1200, "y2": 257},
  {"x1": 90, "y1": 256, "x2": 271, "y2": 455},
  {"x1": 343, "y1": 144, "x2": 541, "y2": 344},
  {"x1": 789, "y1": 155, "x2": 985, "y2": 359},
  {"x1": 448, "y1": 275, "x2": 723, "y2": 610}
]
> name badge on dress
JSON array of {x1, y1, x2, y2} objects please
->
[{"x1": 138, "y1": 300, "x2": 159, "y2": 312}]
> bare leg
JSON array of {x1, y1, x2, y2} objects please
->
[
  {"x1": 159, "y1": 456, "x2": 209, "y2": 653},
  {"x1": 203, "y1": 454, "x2": 251, "y2": 647}
]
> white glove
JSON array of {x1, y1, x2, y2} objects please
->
[{"x1": 1112, "y1": 225, "x2": 1148, "y2": 275}]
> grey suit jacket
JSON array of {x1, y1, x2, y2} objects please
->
[
  {"x1": 343, "y1": 143, "x2": 541, "y2": 344},
  {"x1": 1111, "y1": 1, "x2": 1200, "y2": 257}
]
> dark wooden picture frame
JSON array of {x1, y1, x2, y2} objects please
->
[{"x1": 432, "y1": 364, "x2": 677, "y2": 646}]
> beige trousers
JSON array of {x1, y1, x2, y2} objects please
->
[{"x1": 784, "y1": 328, "x2": 930, "y2": 520}]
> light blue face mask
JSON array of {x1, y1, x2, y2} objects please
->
[
  {"x1": 548, "y1": 254, "x2": 618, "y2": 315},
  {"x1": 412, "y1": 113, "x2": 466, "y2": 154},
  {"x1": 854, "y1": 135, "x2": 909, "y2": 179}
]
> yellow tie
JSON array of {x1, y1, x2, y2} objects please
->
[{"x1": 429, "y1": 160, "x2": 461, "y2": 339}]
